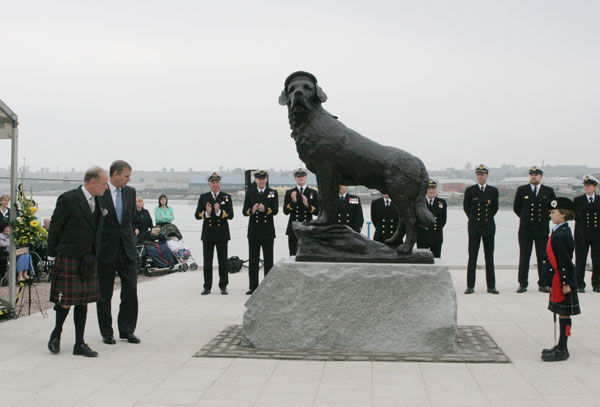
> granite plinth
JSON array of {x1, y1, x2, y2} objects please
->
[
  {"x1": 242, "y1": 258, "x2": 457, "y2": 353},
  {"x1": 293, "y1": 223, "x2": 434, "y2": 264}
]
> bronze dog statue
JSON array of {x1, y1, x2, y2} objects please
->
[{"x1": 279, "y1": 71, "x2": 435, "y2": 254}]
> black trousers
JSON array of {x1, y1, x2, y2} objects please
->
[
  {"x1": 202, "y1": 241, "x2": 228, "y2": 290},
  {"x1": 518, "y1": 236, "x2": 549, "y2": 288},
  {"x1": 288, "y1": 234, "x2": 298, "y2": 256},
  {"x1": 417, "y1": 241, "x2": 442, "y2": 258},
  {"x1": 97, "y1": 245, "x2": 138, "y2": 337},
  {"x1": 575, "y1": 238, "x2": 600, "y2": 289},
  {"x1": 466, "y1": 231, "x2": 496, "y2": 289},
  {"x1": 248, "y1": 238, "x2": 274, "y2": 291}
]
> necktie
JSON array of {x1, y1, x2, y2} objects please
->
[
  {"x1": 591, "y1": 197, "x2": 594, "y2": 204},
  {"x1": 385, "y1": 200, "x2": 389, "y2": 207},
  {"x1": 89, "y1": 197, "x2": 95, "y2": 213},
  {"x1": 533, "y1": 186, "x2": 538, "y2": 196},
  {"x1": 116, "y1": 188, "x2": 123, "y2": 224},
  {"x1": 259, "y1": 190, "x2": 263, "y2": 196},
  {"x1": 213, "y1": 193, "x2": 217, "y2": 200},
  {"x1": 480, "y1": 186, "x2": 484, "y2": 192},
  {"x1": 300, "y1": 187, "x2": 303, "y2": 194}
]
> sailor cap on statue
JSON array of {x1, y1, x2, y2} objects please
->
[
  {"x1": 428, "y1": 178, "x2": 439, "y2": 187},
  {"x1": 583, "y1": 174, "x2": 599, "y2": 186},
  {"x1": 254, "y1": 170, "x2": 268, "y2": 179},
  {"x1": 293, "y1": 168, "x2": 307, "y2": 177},
  {"x1": 474, "y1": 164, "x2": 489, "y2": 174},
  {"x1": 548, "y1": 197, "x2": 576, "y2": 212},
  {"x1": 529, "y1": 166, "x2": 543, "y2": 175},
  {"x1": 207, "y1": 172, "x2": 222, "y2": 182}
]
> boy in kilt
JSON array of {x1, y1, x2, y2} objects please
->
[
  {"x1": 47, "y1": 167, "x2": 108, "y2": 357},
  {"x1": 541, "y1": 197, "x2": 580, "y2": 362}
]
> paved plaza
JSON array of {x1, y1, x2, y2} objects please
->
[{"x1": 2, "y1": 266, "x2": 600, "y2": 407}]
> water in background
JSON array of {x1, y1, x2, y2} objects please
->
[{"x1": 34, "y1": 195, "x2": 571, "y2": 267}]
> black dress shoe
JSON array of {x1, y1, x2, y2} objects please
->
[
  {"x1": 221, "y1": 289, "x2": 228, "y2": 295},
  {"x1": 246, "y1": 289, "x2": 254, "y2": 295},
  {"x1": 73, "y1": 343, "x2": 98, "y2": 357},
  {"x1": 593, "y1": 287, "x2": 600, "y2": 293},
  {"x1": 542, "y1": 347, "x2": 569, "y2": 362},
  {"x1": 464, "y1": 287, "x2": 474, "y2": 294},
  {"x1": 487, "y1": 288, "x2": 499, "y2": 294},
  {"x1": 538, "y1": 286, "x2": 550, "y2": 293},
  {"x1": 103, "y1": 335, "x2": 116, "y2": 345},
  {"x1": 517, "y1": 286, "x2": 527, "y2": 293},
  {"x1": 541, "y1": 345, "x2": 557, "y2": 355},
  {"x1": 201, "y1": 289, "x2": 211, "y2": 295},
  {"x1": 578, "y1": 288, "x2": 585, "y2": 293},
  {"x1": 119, "y1": 333, "x2": 141, "y2": 344},
  {"x1": 48, "y1": 335, "x2": 60, "y2": 354}
]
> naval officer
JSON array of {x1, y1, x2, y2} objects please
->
[
  {"x1": 370, "y1": 194, "x2": 403, "y2": 246},
  {"x1": 574, "y1": 174, "x2": 600, "y2": 292},
  {"x1": 416, "y1": 178, "x2": 447, "y2": 258},
  {"x1": 335, "y1": 185, "x2": 364, "y2": 233},
  {"x1": 283, "y1": 168, "x2": 319, "y2": 255}
]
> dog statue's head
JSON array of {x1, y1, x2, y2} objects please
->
[{"x1": 279, "y1": 71, "x2": 327, "y2": 112}]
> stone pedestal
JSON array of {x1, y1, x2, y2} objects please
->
[{"x1": 242, "y1": 258, "x2": 457, "y2": 353}]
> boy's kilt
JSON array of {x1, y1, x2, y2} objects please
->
[
  {"x1": 548, "y1": 290, "x2": 581, "y2": 316},
  {"x1": 49, "y1": 254, "x2": 100, "y2": 306}
]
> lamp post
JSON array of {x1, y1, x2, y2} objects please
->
[{"x1": 0, "y1": 98, "x2": 19, "y2": 311}]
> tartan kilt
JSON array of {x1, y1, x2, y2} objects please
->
[
  {"x1": 49, "y1": 254, "x2": 100, "y2": 306},
  {"x1": 548, "y1": 290, "x2": 581, "y2": 316}
]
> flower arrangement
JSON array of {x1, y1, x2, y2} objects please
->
[{"x1": 9, "y1": 184, "x2": 48, "y2": 248}]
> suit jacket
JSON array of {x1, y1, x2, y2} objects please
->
[
  {"x1": 574, "y1": 194, "x2": 600, "y2": 241},
  {"x1": 47, "y1": 187, "x2": 104, "y2": 259},
  {"x1": 243, "y1": 187, "x2": 279, "y2": 239},
  {"x1": 195, "y1": 191, "x2": 234, "y2": 241},
  {"x1": 335, "y1": 194, "x2": 364, "y2": 233},
  {"x1": 98, "y1": 185, "x2": 137, "y2": 265},
  {"x1": 543, "y1": 223, "x2": 576, "y2": 288},
  {"x1": 417, "y1": 197, "x2": 447, "y2": 244},
  {"x1": 370, "y1": 197, "x2": 403, "y2": 244},
  {"x1": 283, "y1": 186, "x2": 319, "y2": 235},
  {"x1": 463, "y1": 184, "x2": 499, "y2": 236},
  {"x1": 513, "y1": 184, "x2": 556, "y2": 239}
]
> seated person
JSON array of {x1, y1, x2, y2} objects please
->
[
  {"x1": 138, "y1": 226, "x2": 167, "y2": 245},
  {"x1": 133, "y1": 197, "x2": 153, "y2": 238},
  {"x1": 0, "y1": 222, "x2": 33, "y2": 282},
  {"x1": 166, "y1": 236, "x2": 191, "y2": 261}
]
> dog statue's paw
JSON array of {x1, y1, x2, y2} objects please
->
[{"x1": 396, "y1": 243, "x2": 414, "y2": 255}]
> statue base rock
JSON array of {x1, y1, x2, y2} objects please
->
[{"x1": 242, "y1": 258, "x2": 457, "y2": 353}]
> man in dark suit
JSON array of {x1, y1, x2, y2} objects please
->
[
  {"x1": 513, "y1": 166, "x2": 557, "y2": 293},
  {"x1": 417, "y1": 178, "x2": 447, "y2": 258},
  {"x1": 195, "y1": 172, "x2": 234, "y2": 295},
  {"x1": 243, "y1": 170, "x2": 278, "y2": 295},
  {"x1": 283, "y1": 168, "x2": 319, "y2": 255},
  {"x1": 336, "y1": 185, "x2": 364, "y2": 233},
  {"x1": 96, "y1": 160, "x2": 140, "y2": 345},
  {"x1": 47, "y1": 167, "x2": 108, "y2": 357},
  {"x1": 371, "y1": 193, "x2": 404, "y2": 246},
  {"x1": 574, "y1": 174, "x2": 600, "y2": 292},
  {"x1": 463, "y1": 164, "x2": 499, "y2": 294}
]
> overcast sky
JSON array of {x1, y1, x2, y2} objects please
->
[{"x1": 1, "y1": 0, "x2": 598, "y2": 173}]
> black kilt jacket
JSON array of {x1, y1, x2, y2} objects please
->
[
  {"x1": 335, "y1": 194, "x2": 364, "y2": 233},
  {"x1": 370, "y1": 197, "x2": 402, "y2": 243},
  {"x1": 243, "y1": 187, "x2": 279, "y2": 239},
  {"x1": 195, "y1": 191, "x2": 234, "y2": 242},
  {"x1": 417, "y1": 197, "x2": 447, "y2": 245},
  {"x1": 463, "y1": 184, "x2": 499, "y2": 236},
  {"x1": 544, "y1": 222, "x2": 581, "y2": 315},
  {"x1": 574, "y1": 194, "x2": 600, "y2": 241},
  {"x1": 513, "y1": 184, "x2": 556, "y2": 239},
  {"x1": 283, "y1": 186, "x2": 319, "y2": 235},
  {"x1": 98, "y1": 185, "x2": 137, "y2": 265}
]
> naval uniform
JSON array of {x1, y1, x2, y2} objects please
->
[
  {"x1": 283, "y1": 186, "x2": 319, "y2": 255},
  {"x1": 370, "y1": 197, "x2": 404, "y2": 246},
  {"x1": 574, "y1": 194, "x2": 600, "y2": 290},
  {"x1": 195, "y1": 191, "x2": 234, "y2": 291},
  {"x1": 513, "y1": 184, "x2": 556, "y2": 288},
  {"x1": 417, "y1": 197, "x2": 447, "y2": 258},
  {"x1": 243, "y1": 187, "x2": 278, "y2": 291},
  {"x1": 463, "y1": 184, "x2": 499, "y2": 289},
  {"x1": 335, "y1": 193, "x2": 364, "y2": 233}
]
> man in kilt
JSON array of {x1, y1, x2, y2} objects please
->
[
  {"x1": 541, "y1": 197, "x2": 580, "y2": 362},
  {"x1": 47, "y1": 167, "x2": 108, "y2": 357}
]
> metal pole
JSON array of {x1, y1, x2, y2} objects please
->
[{"x1": 8, "y1": 125, "x2": 18, "y2": 310}]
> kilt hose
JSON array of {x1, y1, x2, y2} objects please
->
[{"x1": 50, "y1": 254, "x2": 100, "y2": 306}]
